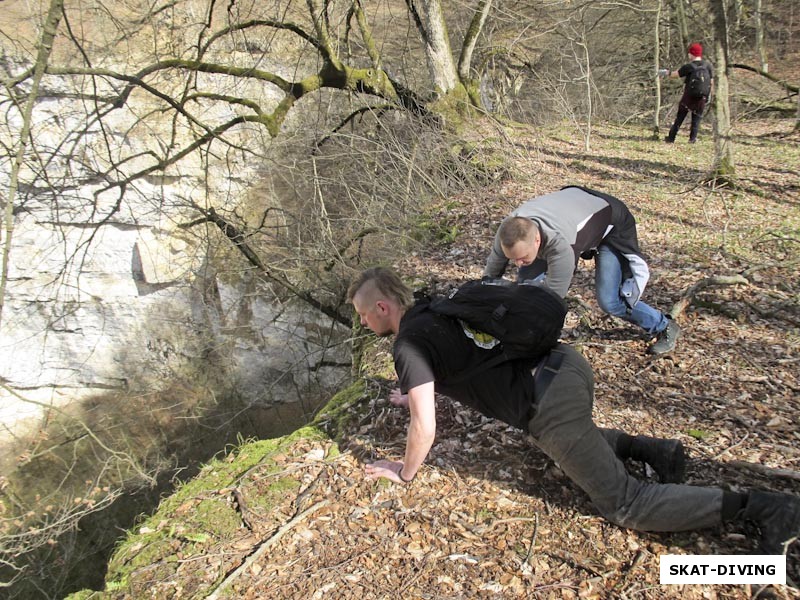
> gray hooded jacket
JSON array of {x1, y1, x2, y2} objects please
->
[{"x1": 483, "y1": 186, "x2": 650, "y2": 306}]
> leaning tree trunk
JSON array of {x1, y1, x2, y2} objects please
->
[
  {"x1": 711, "y1": 0, "x2": 736, "y2": 181},
  {"x1": 458, "y1": 0, "x2": 493, "y2": 107}
]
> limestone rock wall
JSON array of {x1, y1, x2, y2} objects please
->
[{"x1": 0, "y1": 66, "x2": 348, "y2": 441}]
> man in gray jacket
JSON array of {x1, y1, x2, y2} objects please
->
[{"x1": 484, "y1": 186, "x2": 679, "y2": 354}]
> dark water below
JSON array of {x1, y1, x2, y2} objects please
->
[{"x1": 4, "y1": 398, "x2": 325, "y2": 600}]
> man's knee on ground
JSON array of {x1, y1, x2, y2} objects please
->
[{"x1": 594, "y1": 497, "x2": 648, "y2": 531}]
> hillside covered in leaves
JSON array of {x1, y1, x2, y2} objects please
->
[{"x1": 68, "y1": 116, "x2": 800, "y2": 599}]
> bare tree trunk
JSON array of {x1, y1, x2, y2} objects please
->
[
  {"x1": 732, "y1": 0, "x2": 743, "y2": 30},
  {"x1": 674, "y1": 0, "x2": 689, "y2": 52},
  {"x1": 0, "y1": 0, "x2": 65, "y2": 330},
  {"x1": 458, "y1": 0, "x2": 493, "y2": 106},
  {"x1": 653, "y1": 0, "x2": 664, "y2": 139},
  {"x1": 754, "y1": 0, "x2": 768, "y2": 73},
  {"x1": 582, "y1": 29, "x2": 592, "y2": 152},
  {"x1": 458, "y1": 0, "x2": 493, "y2": 81},
  {"x1": 711, "y1": 0, "x2": 735, "y2": 180},
  {"x1": 414, "y1": 0, "x2": 459, "y2": 95},
  {"x1": 796, "y1": 88, "x2": 800, "y2": 132}
]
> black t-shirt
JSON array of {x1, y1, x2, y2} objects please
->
[{"x1": 393, "y1": 301, "x2": 535, "y2": 429}]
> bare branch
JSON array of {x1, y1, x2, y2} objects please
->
[
  {"x1": 181, "y1": 206, "x2": 352, "y2": 327},
  {"x1": 730, "y1": 63, "x2": 798, "y2": 94},
  {"x1": 206, "y1": 499, "x2": 329, "y2": 600},
  {"x1": 669, "y1": 274, "x2": 750, "y2": 319}
]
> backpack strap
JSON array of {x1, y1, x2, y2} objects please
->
[{"x1": 532, "y1": 347, "x2": 565, "y2": 397}]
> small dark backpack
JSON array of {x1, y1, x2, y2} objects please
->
[
  {"x1": 428, "y1": 279, "x2": 567, "y2": 377},
  {"x1": 686, "y1": 62, "x2": 711, "y2": 98}
]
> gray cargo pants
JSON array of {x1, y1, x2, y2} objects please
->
[{"x1": 527, "y1": 344, "x2": 723, "y2": 531}]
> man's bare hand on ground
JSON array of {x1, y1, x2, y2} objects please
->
[
  {"x1": 389, "y1": 388, "x2": 409, "y2": 408},
  {"x1": 365, "y1": 459, "x2": 405, "y2": 483}
]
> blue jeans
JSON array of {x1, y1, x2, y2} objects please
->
[{"x1": 595, "y1": 245, "x2": 667, "y2": 334}]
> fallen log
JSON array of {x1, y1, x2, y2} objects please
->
[
  {"x1": 727, "y1": 460, "x2": 800, "y2": 483},
  {"x1": 669, "y1": 274, "x2": 750, "y2": 319}
]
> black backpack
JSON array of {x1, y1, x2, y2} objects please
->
[
  {"x1": 428, "y1": 279, "x2": 567, "y2": 379},
  {"x1": 686, "y1": 62, "x2": 711, "y2": 98}
]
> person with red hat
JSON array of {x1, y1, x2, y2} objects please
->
[{"x1": 659, "y1": 42, "x2": 714, "y2": 143}]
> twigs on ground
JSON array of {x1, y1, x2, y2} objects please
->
[
  {"x1": 542, "y1": 549, "x2": 603, "y2": 578},
  {"x1": 206, "y1": 499, "x2": 329, "y2": 600},
  {"x1": 522, "y1": 512, "x2": 539, "y2": 571},
  {"x1": 712, "y1": 433, "x2": 750, "y2": 461}
]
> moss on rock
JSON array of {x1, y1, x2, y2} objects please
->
[{"x1": 64, "y1": 381, "x2": 371, "y2": 599}]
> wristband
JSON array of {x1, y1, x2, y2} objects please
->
[{"x1": 398, "y1": 466, "x2": 415, "y2": 483}]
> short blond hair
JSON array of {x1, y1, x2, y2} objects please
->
[
  {"x1": 347, "y1": 267, "x2": 414, "y2": 310},
  {"x1": 498, "y1": 216, "x2": 536, "y2": 248}
]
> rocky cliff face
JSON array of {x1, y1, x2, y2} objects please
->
[{"x1": 0, "y1": 65, "x2": 348, "y2": 443}]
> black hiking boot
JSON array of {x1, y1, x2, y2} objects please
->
[
  {"x1": 649, "y1": 318, "x2": 680, "y2": 355},
  {"x1": 630, "y1": 436, "x2": 686, "y2": 483},
  {"x1": 743, "y1": 491, "x2": 800, "y2": 554}
]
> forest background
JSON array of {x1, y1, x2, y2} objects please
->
[{"x1": 0, "y1": 0, "x2": 798, "y2": 598}]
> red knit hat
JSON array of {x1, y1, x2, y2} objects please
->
[{"x1": 688, "y1": 43, "x2": 703, "y2": 57}]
